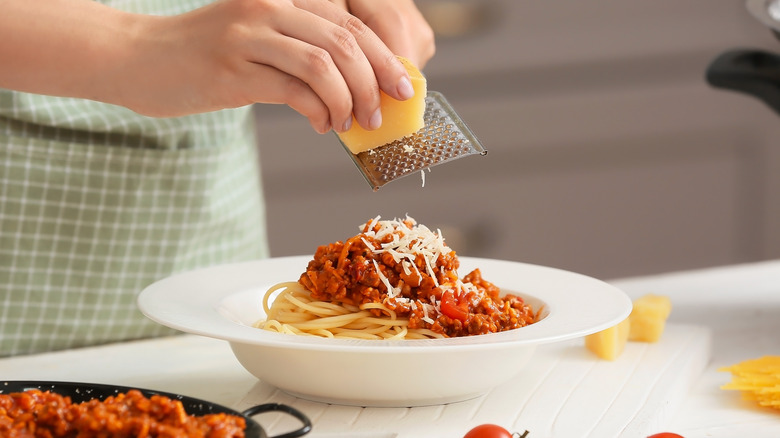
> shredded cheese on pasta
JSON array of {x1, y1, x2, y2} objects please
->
[{"x1": 361, "y1": 216, "x2": 448, "y2": 292}]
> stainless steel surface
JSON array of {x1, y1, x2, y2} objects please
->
[{"x1": 341, "y1": 91, "x2": 487, "y2": 191}]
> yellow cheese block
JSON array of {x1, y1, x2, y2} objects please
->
[
  {"x1": 585, "y1": 294, "x2": 672, "y2": 360},
  {"x1": 337, "y1": 56, "x2": 427, "y2": 154},
  {"x1": 585, "y1": 317, "x2": 631, "y2": 361},
  {"x1": 628, "y1": 294, "x2": 672, "y2": 343}
]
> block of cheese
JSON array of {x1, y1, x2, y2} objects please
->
[
  {"x1": 628, "y1": 294, "x2": 672, "y2": 343},
  {"x1": 337, "y1": 56, "x2": 427, "y2": 154},
  {"x1": 585, "y1": 317, "x2": 631, "y2": 361}
]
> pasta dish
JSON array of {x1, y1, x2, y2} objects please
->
[{"x1": 255, "y1": 216, "x2": 537, "y2": 340}]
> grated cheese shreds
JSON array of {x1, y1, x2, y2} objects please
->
[
  {"x1": 456, "y1": 279, "x2": 478, "y2": 295},
  {"x1": 372, "y1": 259, "x2": 400, "y2": 298},
  {"x1": 406, "y1": 259, "x2": 422, "y2": 281},
  {"x1": 420, "y1": 168, "x2": 431, "y2": 188},
  {"x1": 365, "y1": 215, "x2": 380, "y2": 233},
  {"x1": 421, "y1": 302, "x2": 435, "y2": 324},
  {"x1": 361, "y1": 216, "x2": 450, "y2": 292},
  {"x1": 430, "y1": 297, "x2": 442, "y2": 316},
  {"x1": 360, "y1": 237, "x2": 375, "y2": 252}
]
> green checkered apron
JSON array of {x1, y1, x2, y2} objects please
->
[{"x1": 0, "y1": 1, "x2": 269, "y2": 357}]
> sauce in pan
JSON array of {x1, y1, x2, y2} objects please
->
[{"x1": 0, "y1": 389, "x2": 246, "y2": 437}]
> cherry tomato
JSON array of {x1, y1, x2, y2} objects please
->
[
  {"x1": 647, "y1": 433, "x2": 685, "y2": 438},
  {"x1": 463, "y1": 424, "x2": 512, "y2": 438}
]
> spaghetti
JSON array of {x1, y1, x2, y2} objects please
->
[
  {"x1": 256, "y1": 281, "x2": 444, "y2": 339},
  {"x1": 255, "y1": 216, "x2": 537, "y2": 339}
]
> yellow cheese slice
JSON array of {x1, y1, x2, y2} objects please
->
[
  {"x1": 720, "y1": 356, "x2": 780, "y2": 409},
  {"x1": 337, "y1": 56, "x2": 427, "y2": 154},
  {"x1": 585, "y1": 317, "x2": 631, "y2": 361},
  {"x1": 628, "y1": 294, "x2": 672, "y2": 343}
]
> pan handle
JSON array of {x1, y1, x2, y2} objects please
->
[
  {"x1": 705, "y1": 48, "x2": 780, "y2": 116},
  {"x1": 242, "y1": 403, "x2": 312, "y2": 438}
]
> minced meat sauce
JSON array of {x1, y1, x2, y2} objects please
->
[
  {"x1": 0, "y1": 389, "x2": 245, "y2": 438},
  {"x1": 299, "y1": 217, "x2": 536, "y2": 337}
]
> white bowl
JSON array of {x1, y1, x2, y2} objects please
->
[{"x1": 138, "y1": 256, "x2": 631, "y2": 407}]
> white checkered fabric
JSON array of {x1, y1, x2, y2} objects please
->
[{"x1": 0, "y1": 1, "x2": 269, "y2": 356}]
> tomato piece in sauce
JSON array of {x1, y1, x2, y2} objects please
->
[{"x1": 441, "y1": 290, "x2": 468, "y2": 322}]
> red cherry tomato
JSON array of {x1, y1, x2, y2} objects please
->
[
  {"x1": 463, "y1": 424, "x2": 512, "y2": 438},
  {"x1": 647, "y1": 433, "x2": 685, "y2": 438}
]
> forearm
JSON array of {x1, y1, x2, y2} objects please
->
[{"x1": 0, "y1": 0, "x2": 147, "y2": 106}]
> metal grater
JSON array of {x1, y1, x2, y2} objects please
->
[{"x1": 337, "y1": 91, "x2": 487, "y2": 191}]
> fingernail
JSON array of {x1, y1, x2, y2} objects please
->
[
  {"x1": 341, "y1": 117, "x2": 352, "y2": 133},
  {"x1": 397, "y1": 76, "x2": 414, "y2": 100},
  {"x1": 369, "y1": 108, "x2": 382, "y2": 130}
]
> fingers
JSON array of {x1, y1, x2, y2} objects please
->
[
  {"x1": 247, "y1": 25, "x2": 355, "y2": 132},
  {"x1": 268, "y1": 6, "x2": 377, "y2": 132},
  {"x1": 257, "y1": 0, "x2": 412, "y2": 131},
  {"x1": 239, "y1": 60, "x2": 332, "y2": 134},
  {"x1": 347, "y1": 0, "x2": 436, "y2": 69}
]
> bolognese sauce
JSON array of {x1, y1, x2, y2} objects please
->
[
  {"x1": 0, "y1": 389, "x2": 245, "y2": 438},
  {"x1": 298, "y1": 216, "x2": 536, "y2": 337}
]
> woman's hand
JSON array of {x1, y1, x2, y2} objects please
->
[
  {"x1": 124, "y1": 0, "x2": 418, "y2": 133},
  {"x1": 339, "y1": 0, "x2": 435, "y2": 69}
]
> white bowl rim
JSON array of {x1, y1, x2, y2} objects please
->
[{"x1": 138, "y1": 256, "x2": 632, "y2": 353}]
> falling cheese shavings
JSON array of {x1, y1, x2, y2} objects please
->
[{"x1": 420, "y1": 168, "x2": 431, "y2": 188}]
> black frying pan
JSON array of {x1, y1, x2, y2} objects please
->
[{"x1": 0, "y1": 381, "x2": 311, "y2": 438}]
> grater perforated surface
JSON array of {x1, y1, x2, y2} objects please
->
[{"x1": 339, "y1": 91, "x2": 487, "y2": 191}]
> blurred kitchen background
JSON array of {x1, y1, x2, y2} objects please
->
[{"x1": 253, "y1": 0, "x2": 780, "y2": 280}]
